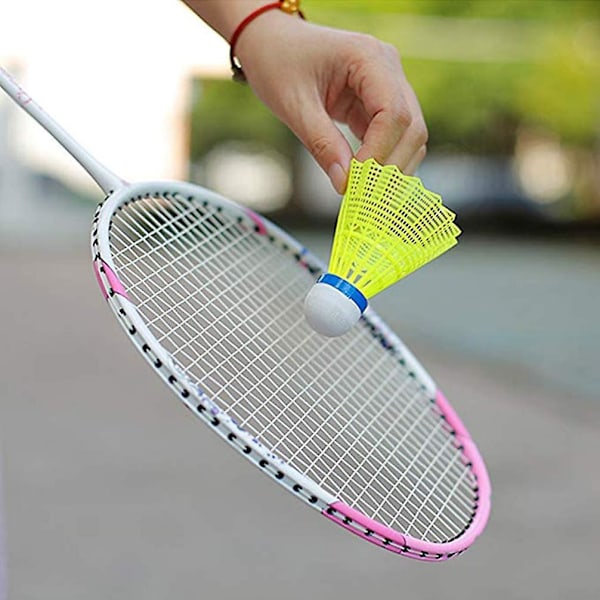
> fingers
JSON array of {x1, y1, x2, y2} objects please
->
[
  {"x1": 285, "y1": 104, "x2": 354, "y2": 194},
  {"x1": 385, "y1": 118, "x2": 428, "y2": 174},
  {"x1": 343, "y1": 98, "x2": 370, "y2": 143},
  {"x1": 385, "y1": 84, "x2": 428, "y2": 173},
  {"x1": 403, "y1": 145, "x2": 427, "y2": 175},
  {"x1": 355, "y1": 91, "x2": 428, "y2": 174},
  {"x1": 347, "y1": 40, "x2": 428, "y2": 174}
]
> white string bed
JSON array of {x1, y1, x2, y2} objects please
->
[{"x1": 108, "y1": 193, "x2": 477, "y2": 543}]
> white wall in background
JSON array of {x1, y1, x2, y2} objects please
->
[{"x1": 0, "y1": 0, "x2": 229, "y2": 192}]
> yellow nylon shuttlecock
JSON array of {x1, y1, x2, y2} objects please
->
[{"x1": 305, "y1": 158, "x2": 461, "y2": 337}]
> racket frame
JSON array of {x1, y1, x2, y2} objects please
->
[{"x1": 92, "y1": 181, "x2": 491, "y2": 562}]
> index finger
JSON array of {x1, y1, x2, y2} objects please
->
[{"x1": 348, "y1": 48, "x2": 421, "y2": 165}]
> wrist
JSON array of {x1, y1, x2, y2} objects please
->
[
  {"x1": 185, "y1": 1, "x2": 270, "y2": 41},
  {"x1": 229, "y1": 6, "x2": 304, "y2": 82},
  {"x1": 229, "y1": 1, "x2": 306, "y2": 82},
  {"x1": 184, "y1": 0, "x2": 307, "y2": 82}
]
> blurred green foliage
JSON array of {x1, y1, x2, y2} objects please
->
[
  {"x1": 191, "y1": 1, "x2": 599, "y2": 158},
  {"x1": 189, "y1": 80, "x2": 296, "y2": 160},
  {"x1": 308, "y1": 0, "x2": 600, "y2": 151},
  {"x1": 308, "y1": 0, "x2": 600, "y2": 21}
]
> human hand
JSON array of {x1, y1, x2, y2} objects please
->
[{"x1": 235, "y1": 13, "x2": 428, "y2": 193}]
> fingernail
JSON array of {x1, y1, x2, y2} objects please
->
[{"x1": 328, "y1": 163, "x2": 347, "y2": 194}]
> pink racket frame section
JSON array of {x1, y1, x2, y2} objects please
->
[
  {"x1": 93, "y1": 260, "x2": 129, "y2": 300},
  {"x1": 322, "y1": 390, "x2": 491, "y2": 561}
]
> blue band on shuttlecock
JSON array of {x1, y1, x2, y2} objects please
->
[{"x1": 317, "y1": 273, "x2": 368, "y2": 314}]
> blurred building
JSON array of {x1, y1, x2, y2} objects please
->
[{"x1": 0, "y1": 0, "x2": 229, "y2": 226}]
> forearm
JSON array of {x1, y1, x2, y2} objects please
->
[{"x1": 182, "y1": 0, "x2": 270, "y2": 41}]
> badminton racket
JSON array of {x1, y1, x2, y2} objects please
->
[{"x1": 0, "y1": 67, "x2": 490, "y2": 561}]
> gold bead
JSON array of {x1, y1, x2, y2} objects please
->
[{"x1": 280, "y1": 0, "x2": 300, "y2": 15}]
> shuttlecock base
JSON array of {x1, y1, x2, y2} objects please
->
[{"x1": 304, "y1": 274, "x2": 367, "y2": 337}]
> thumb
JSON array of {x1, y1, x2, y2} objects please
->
[{"x1": 289, "y1": 108, "x2": 353, "y2": 194}]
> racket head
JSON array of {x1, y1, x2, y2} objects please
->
[{"x1": 91, "y1": 180, "x2": 490, "y2": 561}]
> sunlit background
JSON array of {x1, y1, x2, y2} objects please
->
[
  {"x1": 1, "y1": 1, "x2": 599, "y2": 599},
  {"x1": 2, "y1": 1, "x2": 599, "y2": 226}
]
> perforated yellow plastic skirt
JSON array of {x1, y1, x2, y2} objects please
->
[{"x1": 329, "y1": 159, "x2": 461, "y2": 299}]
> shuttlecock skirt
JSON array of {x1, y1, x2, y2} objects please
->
[
  {"x1": 305, "y1": 158, "x2": 460, "y2": 337},
  {"x1": 329, "y1": 158, "x2": 460, "y2": 300}
]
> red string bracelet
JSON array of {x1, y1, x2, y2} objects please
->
[{"x1": 229, "y1": 0, "x2": 306, "y2": 83}]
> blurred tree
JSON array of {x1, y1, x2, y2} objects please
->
[
  {"x1": 189, "y1": 79, "x2": 296, "y2": 160},
  {"x1": 307, "y1": 0, "x2": 600, "y2": 153},
  {"x1": 516, "y1": 22, "x2": 600, "y2": 145}
]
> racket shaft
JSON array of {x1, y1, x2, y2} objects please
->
[{"x1": 0, "y1": 67, "x2": 122, "y2": 194}]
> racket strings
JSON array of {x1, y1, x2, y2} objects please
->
[
  {"x1": 421, "y1": 464, "x2": 471, "y2": 538},
  {"x1": 111, "y1": 203, "x2": 207, "y2": 268},
  {"x1": 127, "y1": 242, "x2": 472, "y2": 533},
  {"x1": 296, "y1": 378, "x2": 473, "y2": 536},
  {"x1": 217, "y1": 320, "x2": 477, "y2": 529},
  {"x1": 112, "y1": 201, "x2": 315, "y2": 393},
  {"x1": 113, "y1": 195, "x2": 478, "y2": 536},
  {"x1": 112, "y1": 207, "x2": 275, "y2": 360},
  {"x1": 113, "y1": 198, "x2": 474, "y2": 540},
  {"x1": 112, "y1": 199, "x2": 298, "y2": 358},
  {"x1": 113, "y1": 204, "x2": 259, "y2": 315},
  {"x1": 323, "y1": 403, "x2": 473, "y2": 532},
  {"x1": 403, "y1": 448, "x2": 465, "y2": 531},
  {"x1": 108, "y1": 194, "x2": 478, "y2": 542}
]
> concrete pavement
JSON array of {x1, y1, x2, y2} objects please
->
[{"x1": 0, "y1": 235, "x2": 598, "y2": 599}]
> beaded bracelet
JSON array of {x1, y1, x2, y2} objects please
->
[{"x1": 229, "y1": 0, "x2": 306, "y2": 83}]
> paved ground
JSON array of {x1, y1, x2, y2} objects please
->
[{"x1": 0, "y1": 233, "x2": 598, "y2": 599}]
